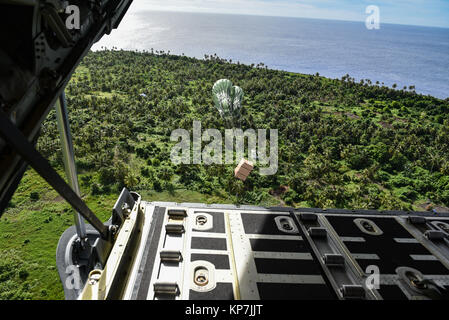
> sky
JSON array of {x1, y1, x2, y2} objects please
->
[{"x1": 135, "y1": 0, "x2": 449, "y2": 28}]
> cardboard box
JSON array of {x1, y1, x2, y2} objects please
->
[{"x1": 234, "y1": 158, "x2": 254, "y2": 181}]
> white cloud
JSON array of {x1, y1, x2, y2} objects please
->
[
  {"x1": 132, "y1": 0, "x2": 365, "y2": 22},
  {"x1": 123, "y1": 0, "x2": 449, "y2": 28}
]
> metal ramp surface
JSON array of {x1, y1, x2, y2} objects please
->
[{"x1": 114, "y1": 202, "x2": 449, "y2": 300}]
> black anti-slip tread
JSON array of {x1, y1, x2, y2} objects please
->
[
  {"x1": 257, "y1": 283, "x2": 335, "y2": 300},
  {"x1": 241, "y1": 213, "x2": 292, "y2": 235},
  {"x1": 378, "y1": 285, "x2": 408, "y2": 300},
  {"x1": 191, "y1": 237, "x2": 227, "y2": 251},
  {"x1": 189, "y1": 283, "x2": 234, "y2": 300},
  {"x1": 250, "y1": 238, "x2": 309, "y2": 253},
  {"x1": 254, "y1": 258, "x2": 322, "y2": 275},
  {"x1": 327, "y1": 216, "x2": 411, "y2": 238},
  {"x1": 133, "y1": 206, "x2": 166, "y2": 300},
  {"x1": 327, "y1": 216, "x2": 449, "y2": 275},
  {"x1": 190, "y1": 253, "x2": 230, "y2": 269}
]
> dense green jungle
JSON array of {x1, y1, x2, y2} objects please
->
[{"x1": 1, "y1": 49, "x2": 449, "y2": 299}]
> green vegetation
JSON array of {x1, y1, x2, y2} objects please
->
[{"x1": 1, "y1": 49, "x2": 449, "y2": 299}]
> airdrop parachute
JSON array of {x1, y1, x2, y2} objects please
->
[{"x1": 212, "y1": 79, "x2": 244, "y2": 126}]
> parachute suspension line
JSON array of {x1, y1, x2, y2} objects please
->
[
  {"x1": 0, "y1": 111, "x2": 109, "y2": 240},
  {"x1": 55, "y1": 92, "x2": 87, "y2": 241}
]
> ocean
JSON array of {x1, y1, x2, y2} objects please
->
[{"x1": 93, "y1": 9, "x2": 449, "y2": 99}]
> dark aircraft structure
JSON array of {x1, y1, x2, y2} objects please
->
[{"x1": 0, "y1": 0, "x2": 448, "y2": 300}]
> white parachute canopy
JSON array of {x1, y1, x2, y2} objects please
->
[{"x1": 212, "y1": 79, "x2": 244, "y2": 126}]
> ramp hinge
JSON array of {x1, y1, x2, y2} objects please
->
[
  {"x1": 323, "y1": 254, "x2": 345, "y2": 267},
  {"x1": 165, "y1": 224, "x2": 185, "y2": 234},
  {"x1": 154, "y1": 282, "x2": 180, "y2": 296},
  {"x1": 425, "y1": 230, "x2": 447, "y2": 241},
  {"x1": 340, "y1": 285, "x2": 366, "y2": 299},
  {"x1": 168, "y1": 209, "x2": 187, "y2": 219},
  {"x1": 160, "y1": 250, "x2": 183, "y2": 263},
  {"x1": 308, "y1": 227, "x2": 327, "y2": 238},
  {"x1": 408, "y1": 216, "x2": 427, "y2": 225}
]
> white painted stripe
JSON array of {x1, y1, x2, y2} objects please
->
[
  {"x1": 228, "y1": 211, "x2": 260, "y2": 299},
  {"x1": 340, "y1": 237, "x2": 365, "y2": 242},
  {"x1": 191, "y1": 232, "x2": 227, "y2": 238},
  {"x1": 253, "y1": 251, "x2": 313, "y2": 260},
  {"x1": 246, "y1": 234, "x2": 303, "y2": 240},
  {"x1": 352, "y1": 253, "x2": 380, "y2": 260},
  {"x1": 379, "y1": 274, "x2": 449, "y2": 285},
  {"x1": 215, "y1": 270, "x2": 234, "y2": 283},
  {"x1": 239, "y1": 211, "x2": 291, "y2": 215},
  {"x1": 258, "y1": 274, "x2": 325, "y2": 284},
  {"x1": 410, "y1": 254, "x2": 438, "y2": 261},
  {"x1": 394, "y1": 238, "x2": 419, "y2": 243},
  {"x1": 190, "y1": 249, "x2": 229, "y2": 255}
]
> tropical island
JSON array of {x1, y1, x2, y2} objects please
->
[{"x1": 1, "y1": 49, "x2": 449, "y2": 299}]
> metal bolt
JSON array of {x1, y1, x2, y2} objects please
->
[
  {"x1": 194, "y1": 268, "x2": 209, "y2": 286},
  {"x1": 196, "y1": 215, "x2": 207, "y2": 226}
]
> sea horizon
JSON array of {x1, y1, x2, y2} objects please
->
[
  {"x1": 93, "y1": 9, "x2": 449, "y2": 99},
  {"x1": 134, "y1": 9, "x2": 449, "y2": 30}
]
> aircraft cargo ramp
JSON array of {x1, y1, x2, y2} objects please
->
[{"x1": 56, "y1": 190, "x2": 449, "y2": 300}]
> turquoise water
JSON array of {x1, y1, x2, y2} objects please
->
[{"x1": 94, "y1": 10, "x2": 449, "y2": 99}]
